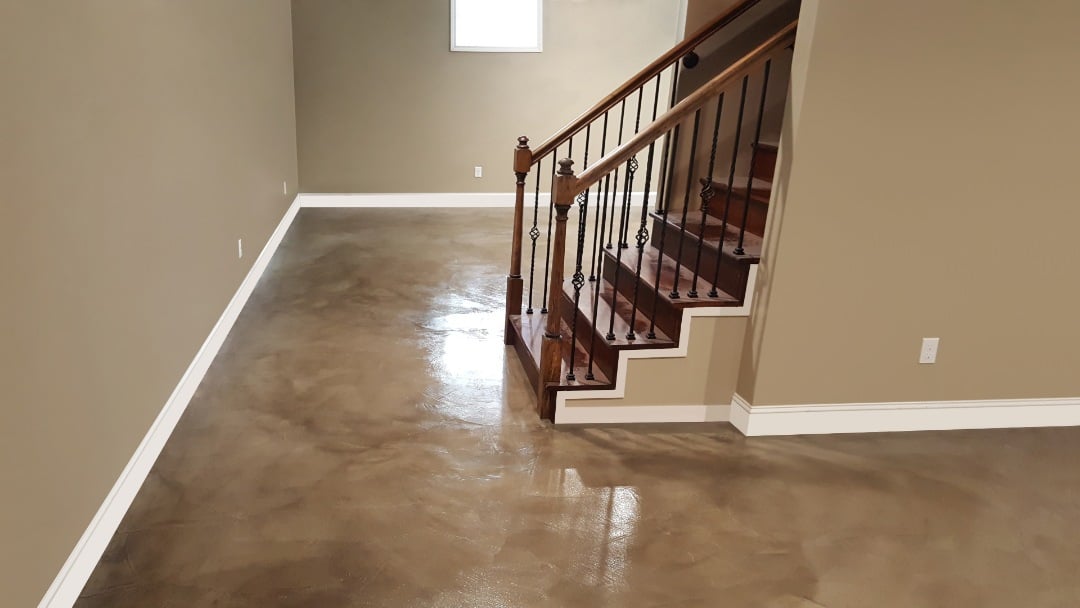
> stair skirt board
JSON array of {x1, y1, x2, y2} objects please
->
[
  {"x1": 554, "y1": 266, "x2": 758, "y2": 425},
  {"x1": 297, "y1": 192, "x2": 657, "y2": 208},
  {"x1": 730, "y1": 393, "x2": 1080, "y2": 436},
  {"x1": 557, "y1": 403, "x2": 731, "y2": 424},
  {"x1": 37, "y1": 198, "x2": 302, "y2": 608}
]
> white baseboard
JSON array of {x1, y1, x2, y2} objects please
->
[
  {"x1": 556, "y1": 403, "x2": 731, "y2": 424},
  {"x1": 37, "y1": 198, "x2": 301, "y2": 608},
  {"x1": 297, "y1": 191, "x2": 657, "y2": 208},
  {"x1": 553, "y1": 266, "x2": 758, "y2": 424},
  {"x1": 730, "y1": 393, "x2": 1080, "y2": 436}
]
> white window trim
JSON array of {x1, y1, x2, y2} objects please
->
[{"x1": 450, "y1": 0, "x2": 543, "y2": 53}]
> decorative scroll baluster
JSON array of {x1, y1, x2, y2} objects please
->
[
  {"x1": 526, "y1": 157, "x2": 543, "y2": 313},
  {"x1": 710, "y1": 75, "x2": 749, "y2": 298},
  {"x1": 621, "y1": 86, "x2": 646, "y2": 248},
  {"x1": 640, "y1": 73, "x2": 663, "y2": 221},
  {"x1": 566, "y1": 126, "x2": 592, "y2": 381},
  {"x1": 606, "y1": 99, "x2": 627, "y2": 249},
  {"x1": 607, "y1": 155, "x2": 639, "y2": 341},
  {"x1": 540, "y1": 146, "x2": 558, "y2": 313},
  {"x1": 588, "y1": 112, "x2": 610, "y2": 282},
  {"x1": 627, "y1": 139, "x2": 658, "y2": 340},
  {"x1": 670, "y1": 109, "x2": 702, "y2": 300},
  {"x1": 507, "y1": 136, "x2": 531, "y2": 342},
  {"x1": 565, "y1": 189, "x2": 589, "y2": 381},
  {"x1": 689, "y1": 94, "x2": 724, "y2": 298},
  {"x1": 537, "y1": 159, "x2": 576, "y2": 421},
  {"x1": 735, "y1": 59, "x2": 771, "y2": 256},
  {"x1": 647, "y1": 125, "x2": 679, "y2": 340}
]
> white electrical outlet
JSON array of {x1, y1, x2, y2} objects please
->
[
  {"x1": 474, "y1": 166, "x2": 483, "y2": 178},
  {"x1": 283, "y1": 180, "x2": 288, "y2": 195},
  {"x1": 919, "y1": 337, "x2": 939, "y2": 364},
  {"x1": 238, "y1": 239, "x2": 243, "y2": 259}
]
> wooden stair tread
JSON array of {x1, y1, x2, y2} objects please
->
[
  {"x1": 509, "y1": 312, "x2": 612, "y2": 390},
  {"x1": 754, "y1": 141, "x2": 778, "y2": 153},
  {"x1": 562, "y1": 277, "x2": 674, "y2": 347},
  {"x1": 652, "y1": 211, "x2": 762, "y2": 260},
  {"x1": 603, "y1": 246, "x2": 739, "y2": 309}
]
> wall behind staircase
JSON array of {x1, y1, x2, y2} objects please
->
[
  {"x1": 738, "y1": 0, "x2": 1080, "y2": 406},
  {"x1": 292, "y1": 0, "x2": 682, "y2": 194},
  {"x1": 0, "y1": 2, "x2": 298, "y2": 605}
]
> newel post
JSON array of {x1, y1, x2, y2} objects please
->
[
  {"x1": 505, "y1": 135, "x2": 532, "y2": 345},
  {"x1": 536, "y1": 158, "x2": 576, "y2": 421}
]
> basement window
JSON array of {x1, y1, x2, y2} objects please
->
[{"x1": 451, "y1": 0, "x2": 543, "y2": 52}]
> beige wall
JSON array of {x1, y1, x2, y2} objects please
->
[
  {"x1": 684, "y1": 0, "x2": 742, "y2": 35},
  {"x1": 739, "y1": 0, "x2": 1080, "y2": 406},
  {"x1": 292, "y1": 0, "x2": 681, "y2": 193},
  {"x1": 0, "y1": 2, "x2": 298, "y2": 605}
]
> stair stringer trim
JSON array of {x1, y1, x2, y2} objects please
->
[{"x1": 554, "y1": 265, "x2": 758, "y2": 424}]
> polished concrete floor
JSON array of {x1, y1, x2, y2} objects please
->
[{"x1": 77, "y1": 209, "x2": 1080, "y2": 607}]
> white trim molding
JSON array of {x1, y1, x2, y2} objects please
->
[
  {"x1": 297, "y1": 192, "x2": 657, "y2": 208},
  {"x1": 553, "y1": 266, "x2": 758, "y2": 424},
  {"x1": 556, "y1": 403, "x2": 731, "y2": 425},
  {"x1": 730, "y1": 393, "x2": 1080, "y2": 436},
  {"x1": 38, "y1": 198, "x2": 302, "y2": 608}
]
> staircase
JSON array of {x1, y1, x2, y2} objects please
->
[{"x1": 505, "y1": 0, "x2": 797, "y2": 422}]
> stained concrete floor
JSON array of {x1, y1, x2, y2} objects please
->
[{"x1": 77, "y1": 208, "x2": 1080, "y2": 607}]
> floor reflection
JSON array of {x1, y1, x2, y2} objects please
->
[
  {"x1": 533, "y1": 467, "x2": 641, "y2": 591},
  {"x1": 425, "y1": 298, "x2": 506, "y2": 424}
]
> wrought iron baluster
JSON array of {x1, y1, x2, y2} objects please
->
[
  {"x1": 710, "y1": 75, "x2": 749, "y2": 298},
  {"x1": 588, "y1": 112, "x2": 610, "y2": 282},
  {"x1": 606, "y1": 99, "x2": 627, "y2": 249},
  {"x1": 565, "y1": 190, "x2": 590, "y2": 381},
  {"x1": 647, "y1": 125, "x2": 679, "y2": 340},
  {"x1": 736, "y1": 59, "x2": 771, "y2": 256},
  {"x1": 690, "y1": 93, "x2": 725, "y2": 298},
  {"x1": 655, "y1": 62, "x2": 681, "y2": 213},
  {"x1": 579, "y1": 124, "x2": 592, "y2": 218},
  {"x1": 655, "y1": 132, "x2": 672, "y2": 215},
  {"x1": 607, "y1": 155, "x2": 638, "y2": 341},
  {"x1": 651, "y1": 72, "x2": 663, "y2": 122},
  {"x1": 627, "y1": 140, "x2": 658, "y2": 340},
  {"x1": 540, "y1": 145, "x2": 558, "y2": 313},
  {"x1": 526, "y1": 157, "x2": 542, "y2": 313},
  {"x1": 585, "y1": 169, "x2": 613, "y2": 380},
  {"x1": 565, "y1": 124, "x2": 593, "y2": 381},
  {"x1": 670, "y1": 109, "x2": 702, "y2": 300},
  {"x1": 621, "y1": 86, "x2": 646, "y2": 249}
]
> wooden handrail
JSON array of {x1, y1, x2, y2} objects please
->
[
  {"x1": 572, "y1": 21, "x2": 797, "y2": 196},
  {"x1": 530, "y1": 0, "x2": 765, "y2": 162}
]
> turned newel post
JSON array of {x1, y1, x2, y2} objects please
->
[
  {"x1": 536, "y1": 158, "x2": 576, "y2": 421},
  {"x1": 505, "y1": 136, "x2": 532, "y2": 345}
]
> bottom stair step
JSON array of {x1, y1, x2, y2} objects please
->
[{"x1": 508, "y1": 312, "x2": 612, "y2": 390}]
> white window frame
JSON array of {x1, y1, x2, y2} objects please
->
[{"x1": 450, "y1": 0, "x2": 543, "y2": 53}]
